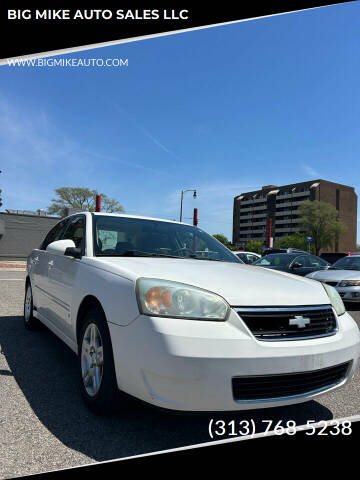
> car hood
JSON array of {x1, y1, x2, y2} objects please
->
[
  {"x1": 87, "y1": 257, "x2": 330, "y2": 307},
  {"x1": 307, "y1": 269, "x2": 360, "y2": 281}
]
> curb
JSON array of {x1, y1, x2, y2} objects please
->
[
  {"x1": 0, "y1": 263, "x2": 27, "y2": 269},
  {"x1": 0, "y1": 268, "x2": 27, "y2": 271}
]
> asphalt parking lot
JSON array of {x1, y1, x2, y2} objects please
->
[{"x1": 1, "y1": 270, "x2": 360, "y2": 478}]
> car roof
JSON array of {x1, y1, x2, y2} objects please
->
[
  {"x1": 93, "y1": 212, "x2": 185, "y2": 224},
  {"x1": 266, "y1": 248, "x2": 308, "y2": 253},
  {"x1": 263, "y1": 252, "x2": 300, "y2": 258},
  {"x1": 321, "y1": 252, "x2": 348, "y2": 254},
  {"x1": 63, "y1": 211, "x2": 192, "y2": 226}
]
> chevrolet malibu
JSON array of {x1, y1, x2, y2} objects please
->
[{"x1": 25, "y1": 213, "x2": 360, "y2": 414}]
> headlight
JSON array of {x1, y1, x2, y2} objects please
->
[
  {"x1": 339, "y1": 280, "x2": 360, "y2": 287},
  {"x1": 136, "y1": 278, "x2": 229, "y2": 321},
  {"x1": 323, "y1": 283, "x2": 345, "y2": 316}
]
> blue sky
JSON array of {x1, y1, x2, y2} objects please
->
[{"x1": 1, "y1": 2, "x2": 360, "y2": 240}]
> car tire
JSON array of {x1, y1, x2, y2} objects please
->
[
  {"x1": 78, "y1": 307, "x2": 130, "y2": 415},
  {"x1": 24, "y1": 282, "x2": 41, "y2": 330}
]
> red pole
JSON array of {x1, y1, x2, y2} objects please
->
[
  {"x1": 95, "y1": 194, "x2": 102, "y2": 212},
  {"x1": 266, "y1": 218, "x2": 272, "y2": 248},
  {"x1": 193, "y1": 208, "x2": 198, "y2": 226}
]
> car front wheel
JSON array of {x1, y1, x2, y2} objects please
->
[
  {"x1": 78, "y1": 307, "x2": 129, "y2": 415},
  {"x1": 24, "y1": 283, "x2": 41, "y2": 330}
]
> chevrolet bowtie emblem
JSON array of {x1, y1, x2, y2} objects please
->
[{"x1": 289, "y1": 315, "x2": 310, "y2": 328}]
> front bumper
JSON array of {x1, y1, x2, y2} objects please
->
[{"x1": 108, "y1": 309, "x2": 360, "y2": 411}]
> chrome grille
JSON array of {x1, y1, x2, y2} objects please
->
[{"x1": 235, "y1": 305, "x2": 337, "y2": 341}]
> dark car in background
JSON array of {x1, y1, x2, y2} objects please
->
[
  {"x1": 320, "y1": 252, "x2": 348, "y2": 264},
  {"x1": 261, "y1": 247, "x2": 309, "y2": 257},
  {"x1": 254, "y1": 252, "x2": 330, "y2": 276}
]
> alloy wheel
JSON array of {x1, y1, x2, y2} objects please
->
[
  {"x1": 81, "y1": 323, "x2": 104, "y2": 397},
  {"x1": 24, "y1": 285, "x2": 32, "y2": 322}
]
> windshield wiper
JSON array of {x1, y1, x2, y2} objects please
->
[
  {"x1": 188, "y1": 255, "x2": 223, "y2": 261},
  {"x1": 98, "y1": 250, "x2": 226, "y2": 261},
  {"x1": 116, "y1": 250, "x2": 182, "y2": 258}
]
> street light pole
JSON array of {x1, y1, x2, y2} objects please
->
[
  {"x1": 179, "y1": 189, "x2": 197, "y2": 222},
  {"x1": 180, "y1": 190, "x2": 184, "y2": 223}
]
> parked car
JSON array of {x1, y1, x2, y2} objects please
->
[
  {"x1": 25, "y1": 213, "x2": 360, "y2": 414},
  {"x1": 233, "y1": 251, "x2": 260, "y2": 264},
  {"x1": 306, "y1": 255, "x2": 360, "y2": 302},
  {"x1": 320, "y1": 252, "x2": 348, "y2": 264},
  {"x1": 254, "y1": 252, "x2": 330, "y2": 276},
  {"x1": 261, "y1": 247, "x2": 309, "y2": 257}
]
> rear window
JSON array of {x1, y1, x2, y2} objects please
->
[
  {"x1": 331, "y1": 256, "x2": 360, "y2": 271},
  {"x1": 320, "y1": 253, "x2": 347, "y2": 264}
]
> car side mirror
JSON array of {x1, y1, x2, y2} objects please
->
[
  {"x1": 291, "y1": 262, "x2": 303, "y2": 269},
  {"x1": 46, "y1": 239, "x2": 76, "y2": 255},
  {"x1": 64, "y1": 246, "x2": 83, "y2": 259}
]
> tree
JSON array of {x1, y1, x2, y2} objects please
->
[
  {"x1": 245, "y1": 240, "x2": 264, "y2": 254},
  {"x1": 273, "y1": 232, "x2": 309, "y2": 251},
  {"x1": 47, "y1": 187, "x2": 124, "y2": 217},
  {"x1": 213, "y1": 234, "x2": 231, "y2": 248},
  {"x1": 101, "y1": 194, "x2": 124, "y2": 213},
  {"x1": 297, "y1": 200, "x2": 346, "y2": 255}
]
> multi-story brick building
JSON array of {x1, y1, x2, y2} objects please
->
[{"x1": 233, "y1": 179, "x2": 357, "y2": 251}]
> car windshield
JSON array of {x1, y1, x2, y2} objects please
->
[
  {"x1": 254, "y1": 254, "x2": 295, "y2": 267},
  {"x1": 93, "y1": 215, "x2": 241, "y2": 263},
  {"x1": 330, "y1": 256, "x2": 360, "y2": 271}
]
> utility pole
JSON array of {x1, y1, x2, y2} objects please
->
[
  {"x1": 193, "y1": 208, "x2": 198, "y2": 226},
  {"x1": 179, "y1": 189, "x2": 197, "y2": 222},
  {"x1": 266, "y1": 218, "x2": 273, "y2": 248},
  {"x1": 95, "y1": 194, "x2": 102, "y2": 212},
  {"x1": 0, "y1": 170, "x2": 2, "y2": 209}
]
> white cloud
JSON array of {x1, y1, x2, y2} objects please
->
[
  {"x1": 85, "y1": 151, "x2": 174, "y2": 178},
  {"x1": 0, "y1": 95, "x2": 176, "y2": 211},
  {"x1": 301, "y1": 163, "x2": 319, "y2": 177},
  {"x1": 140, "y1": 127, "x2": 178, "y2": 158},
  {"x1": 109, "y1": 102, "x2": 179, "y2": 160}
]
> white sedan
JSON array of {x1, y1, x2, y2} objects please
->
[
  {"x1": 25, "y1": 212, "x2": 360, "y2": 414},
  {"x1": 306, "y1": 255, "x2": 360, "y2": 302}
]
